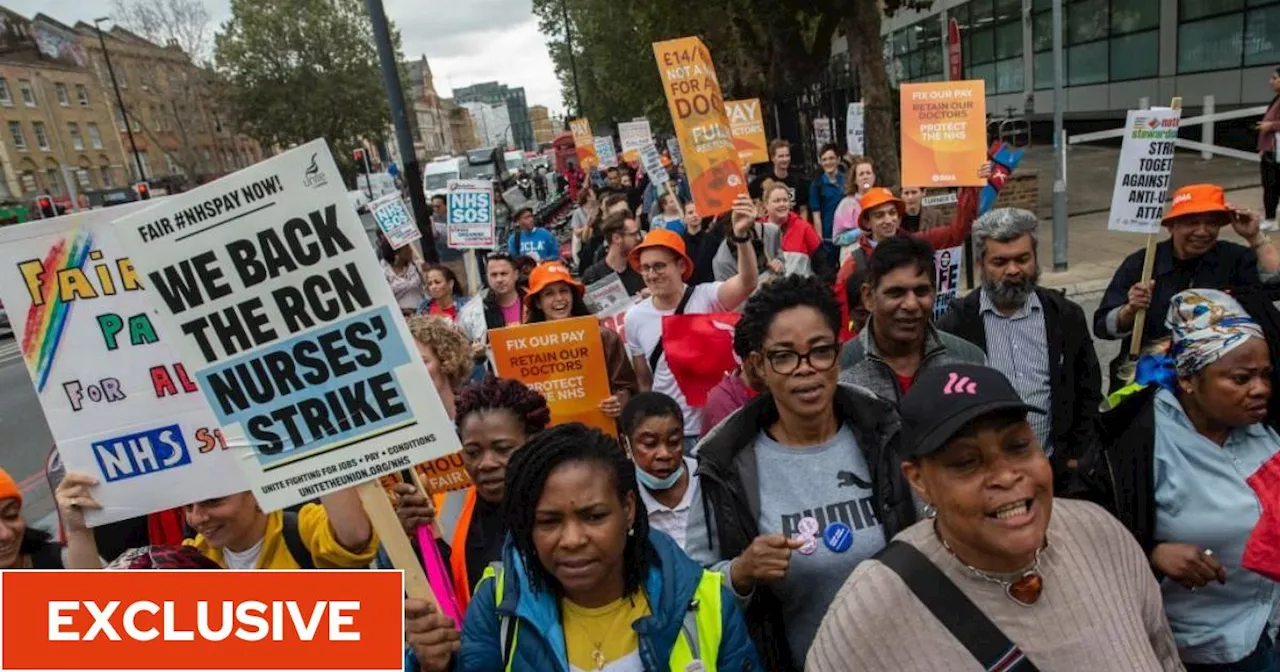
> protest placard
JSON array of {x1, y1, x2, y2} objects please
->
[
  {"x1": 584, "y1": 273, "x2": 640, "y2": 342},
  {"x1": 847, "y1": 102, "x2": 865, "y2": 155},
  {"x1": 489, "y1": 316, "x2": 614, "y2": 435},
  {"x1": 569, "y1": 118, "x2": 599, "y2": 171},
  {"x1": 653, "y1": 36, "x2": 747, "y2": 217},
  {"x1": 379, "y1": 451, "x2": 472, "y2": 496},
  {"x1": 369, "y1": 193, "x2": 421, "y2": 250},
  {"x1": 1108, "y1": 108, "x2": 1182, "y2": 234},
  {"x1": 934, "y1": 245, "x2": 964, "y2": 321},
  {"x1": 900, "y1": 80, "x2": 988, "y2": 188},
  {"x1": 725, "y1": 98, "x2": 769, "y2": 166},
  {"x1": 814, "y1": 118, "x2": 833, "y2": 147},
  {"x1": 0, "y1": 205, "x2": 247, "y2": 526},
  {"x1": 595, "y1": 136, "x2": 619, "y2": 168},
  {"x1": 447, "y1": 179, "x2": 496, "y2": 249},
  {"x1": 922, "y1": 191, "x2": 959, "y2": 207},
  {"x1": 111, "y1": 139, "x2": 461, "y2": 514},
  {"x1": 666, "y1": 137, "x2": 683, "y2": 165},
  {"x1": 639, "y1": 143, "x2": 670, "y2": 189},
  {"x1": 619, "y1": 120, "x2": 652, "y2": 163}
]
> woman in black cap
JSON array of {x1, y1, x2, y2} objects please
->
[{"x1": 807, "y1": 364, "x2": 1182, "y2": 672}]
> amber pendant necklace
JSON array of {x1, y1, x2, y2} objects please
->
[{"x1": 936, "y1": 523, "x2": 1046, "y2": 607}]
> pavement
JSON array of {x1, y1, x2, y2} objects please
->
[{"x1": 0, "y1": 338, "x2": 56, "y2": 531}]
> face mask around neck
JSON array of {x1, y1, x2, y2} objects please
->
[{"x1": 635, "y1": 462, "x2": 685, "y2": 491}]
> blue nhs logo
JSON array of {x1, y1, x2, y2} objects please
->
[{"x1": 91, "y1": 425, "x2": 192, "y2": 482}]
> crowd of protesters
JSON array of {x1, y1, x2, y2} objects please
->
[{"x1": 12, "y1": 98, "x2": 1280, "y2": 672}]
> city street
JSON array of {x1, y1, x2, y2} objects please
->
[{"x1": 0, "y1": 337, "x2": 56, "y2": 531}]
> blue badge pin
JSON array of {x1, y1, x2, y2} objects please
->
[{"x1": 823, "y1": 522, "x2": 854, "y2": 553}]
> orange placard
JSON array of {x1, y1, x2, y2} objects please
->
[
  {"x1": 653, "y1": 36, "x2": 748, "y2": 217},
  {"x1": 489, "y1": 317, "x2": 615, "y2": 436},
  {"x1": 899, "y1": 80, "x2": 988, "y2": 188},
  {"x1": 569, "y1": 118, "x2": 599, "y2": 172},
  {"x1": 725, "y1": 98, "x2": 769, "y2": 166},
  {"x1": 379, "y1": 451, "x2": 473, "y2": 496},
  {"x1": 0, "y1": 570, "x2": 403, "y2": 671}
]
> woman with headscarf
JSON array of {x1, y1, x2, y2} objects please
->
[
  {"x1": 1088, "y1": 288, "x2": 1280, "y2": 670},
  {"x1": 808, "y1": 364, "x2": 1182, "y2": 671}
]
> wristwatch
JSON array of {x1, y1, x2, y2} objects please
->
[{"x1": 731, "y1": 232, "x2": 752, "y2": 244}]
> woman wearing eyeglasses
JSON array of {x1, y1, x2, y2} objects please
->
[{"x1": 696, "y1": 274, "x2": 918, "y2": 671}]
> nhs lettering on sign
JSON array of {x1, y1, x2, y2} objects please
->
[{"x1": 91, "y1": 425, "x2": 192, "y2": 482}]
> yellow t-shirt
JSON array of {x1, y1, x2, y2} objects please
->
[{"x1": 561, "y1": 592, "x2": 650, "y2": 672}]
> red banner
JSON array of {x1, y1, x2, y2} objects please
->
[
  {"x1": 661, "y1": 313, "x2": 740, "y2": 406},
  {"x1": 947, "y1": 18, "x2": 963, "y2": 81}
]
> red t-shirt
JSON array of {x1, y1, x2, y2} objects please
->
[
  {"x1": 429, "y1": 302, "x2": 458, "y2": 322},
  {"x1": 896, "y1": 372, "x2": 916, "y2": 394}
]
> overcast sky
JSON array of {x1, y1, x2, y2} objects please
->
[{"x1": 8, "y1": 0, "x2": 566, "y2": 116}]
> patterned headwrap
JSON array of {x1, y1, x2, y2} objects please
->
[{"x1": 1167, "y1": 289, "x2": 1263, "y2": 378}]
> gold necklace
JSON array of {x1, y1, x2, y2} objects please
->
[{"x1": 567, "y1": 594, "x2": 643, "y2": 670}]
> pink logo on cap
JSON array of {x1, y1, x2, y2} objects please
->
[{"x1": 943, "y1": 372, "x2": 977, "y2": 395}]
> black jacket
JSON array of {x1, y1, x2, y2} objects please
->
[
  {"x1": 695, "y1": 384, "x2": 917, "y2": 672},
  {"x1": 937, "y1": 286, "x2": 1104, "y2": 475},
  {"x1": 1077, "y1": 385, "x2": 1160, "y2": 555}
]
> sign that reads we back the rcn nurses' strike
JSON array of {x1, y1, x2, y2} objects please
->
[
  {"x1": 446, "y1": 179, "x2": 496, "y2": 249},
  {"x1": 0, "y1": 204, "x2": 246, "y2": 526},
  {"x1": 654, "y1": 36, "x2": 747, "y2": 217},
  {"x1": 112, "y1": 140, "x2": 460, "y2": 512},
  {"x1": 1108, "y1": 108, "x2": 1182, "y2": 234},
  {"x1": 900, "y1": 80, "x2": 988, "y2": 188}
]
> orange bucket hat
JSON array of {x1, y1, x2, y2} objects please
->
[
  {"x1": 1163, "y1": 184, "x2": 1230, "y2": 225},
  {"x1": 858, "y1": 187, "x2": 906, "y2": 226},
  {"x1": 628, "y1": 229, "x2": 694, "y2": 281},
  {"x1": 0, "y1": 468, "x2": 20, "y2": 505},
  {"x1": 524, "y1": 261, "x2": 584, "y2": 306}
]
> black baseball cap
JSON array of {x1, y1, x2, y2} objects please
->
[{"x1": 899, "y1": 364, "x2": 1044, "y2": 459}]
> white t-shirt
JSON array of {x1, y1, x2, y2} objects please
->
[
  {"x1": 624, "y1": 282, "x2": 725, "y2": 436},
  {"x1": 222, "y1": 537, "x2": 265, "y2": 569}
]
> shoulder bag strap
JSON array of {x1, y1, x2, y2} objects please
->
[
  {"x1": 875, "y1": 541, "x2": 1039, "y2": 672},
  {"x1": 647, "y1": 284, "x2": 697, "y2": 375},
  {"x1": 280, "y1": 511, "x2": 316, "y2": 570}
]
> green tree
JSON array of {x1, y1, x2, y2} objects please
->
[{"x1": 213, "y1": 0, "x2": 399, "y2": 161}]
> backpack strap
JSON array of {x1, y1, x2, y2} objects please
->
[
  {"x1": 281, "y1": 510, "x2": 316, "y2": 570},
  {"x1": 875, "y1": 541, "x2": 1039, "y2": 672},
  {"x1": 647, "y1": 284, "x2": 697, "y2": 375}
]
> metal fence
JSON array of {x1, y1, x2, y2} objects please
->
[{"x1": 765, "y1": 57, "x2": 862, "y2": 178}]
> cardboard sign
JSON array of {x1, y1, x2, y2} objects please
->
[
  {"x1": 725, "y1": 98, "x2": 768, "y2": 166},
  {"x1": 619, "y1": 120, "x2": 653, "y2": 163},
  {"x1": 0, "y1": 204, "x2": 246, "y2": 526},
  {"x1": 846, "y1": 102, "x2": 865, "y2": 155},
  {"x1": 814, "y1": 118, "x2": 833, "y2": 147},
  {"x1": 595, "y1": 136, "x2": 619, "y2": 168},
  {"x1": 1108, "y1": 108, "x2": 1182, "y2": 234},
  {"x1": 369, "y1": 193, "x2": 421, "y2": 250},
  {"x1": 489, "y1": 316, "x2": 614, "y2": 435},
  {"x1": 653, "y1": 36, "x2": 747, "y2": 217},
  {"x1": 584, "y1": 272, "x2": 639, "y2": 342},
  {"x1": 112, "y1": 140, "x2": 461, "y2": 512},
  {"x1": 380, "y1": 452, "x2": 472, "y2": 497},
  {"x1": 934, "y1": 245, "x2": 964, "y2": 321},
  {"x1": 446, "y1": 179, "x2": 496, "y2": 249},
  {"x1": 666, "y1": 137, "x2": 682, "y2": 165},
  {"x1": 569, "y1": 118, "x2": 599, "y2": 172},
  {"x1": 900, "y1": 80, "x2": 988, "y2": 188},
  {"x1": 638, "y1": 143, "x2": 670, "y2": 189}
]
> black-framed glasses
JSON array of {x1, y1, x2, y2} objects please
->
[{"x1": 764, "y1": 344, "x2": 839, "y2": 375}]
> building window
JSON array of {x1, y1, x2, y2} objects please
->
[
  {"x1": 69, "y1": 123, "x2": 84, "y2": 150},
  {"x1": 8, "y1": 122, "x2": 27, "y2": 152},
  {"x1": 33, "y1": 122, "x2": 50, "y2": 151},
  {"x1": 55, "y1": 83, "x2": 69, "y2": 107},
  {"x1": 1178, "y1": 0, "x2": 1280, "y2": 72},
  {"x1": 46, "y1": 169, "x2": 61, "y2": 196},
  {"x1": 88, "y1": 123, "x2": 103, "y2": 149},
  {"x1": 101, "y1": 166, "x2": 114, "y2": 188},
  {"x1": 957, "y1": 0, "x2": 1024, "y2": 93},
  {"x1": 114, "y1": 107, "x2": 127, "y2": 132},
  {"x1": 76, "y1": 169, "x2": 92, "y2": 190},
  {"x1": 0, "y1": 78, "x2": 11, "y2": 106},
  {"x1": 1032, "y1": 0, "x2": 1160, "y2": 88},
  {"x1": 19, "y1": 79, "x2": 35, "y2": 106},
  {"x1": 76, "y1": 84, "x2": 89, "y2": 106},
  {"x1": 888, "y1": 14, "x2": 944, "y2": 86}
]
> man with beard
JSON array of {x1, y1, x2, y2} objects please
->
[
  {"x1": 838, "y1": 236, "x2": 984, "y2": 404},
  {"x1": 936, "y1": 208, "x2": 1103, "y2": 485}
]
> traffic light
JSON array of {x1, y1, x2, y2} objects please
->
[
  {"x1": 35, "y1": 195, "x2": 55, "y2": 219},
  {"x1": 352, "y1": 148, "x2": 365, "y2": 165},
  {"x1": 134, "y1": 182, "x2": 151, "y2": 200}
]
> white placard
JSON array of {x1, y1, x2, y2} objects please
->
[
  {"x1": 666, "y1": 137, "x2": 682, "y2": 165},
  {"x1": 814, "y1": 118, "x2": 833, "y2": 147},
  {"x1": 847, "y1": 102, "x2": 865, "y2": 155},
  {"x1": 584, "y1": 273, "x2": 639, "y2": 342},
  {"x1": 369, "y1": 193, "x2": 421, "y2": 250},
  {"x1": 922, "y1": 192, "x2": 959, "y2": 207},
  {"x1": 111, "y1": 140, "x2": 460, "y2": 512},
  {"x1": 934, "y1": 245, "x2": 963, "y2": 321},
  {"x1": 595, "y1": 136, "x2": 618, "y2": 168},
  {"x1": 0, "y1": 204, "x2": 247, "y2": 525},
  {"x1": 638, "y1": 143, "x2": 670, "y2": 188},
  {"x1": 618, "y1": 121, "x2": 653, "y2": 156},
  {"x1": 447, "y1": 179, "x2": 496, "y2": 250},
  {"x1": 1108, "y1": 108, "x2": 1182, "y2": 234}
]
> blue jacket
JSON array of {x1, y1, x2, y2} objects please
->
[
  {"x1": 404, "y1": 531, "x2": 761, "y2": 672},
  {"x1": 507, "y1": 226, "x2": 560, "y2": 262}
]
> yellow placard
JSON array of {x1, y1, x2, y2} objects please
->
[
  {"x1": 489, "y1": 317, "x2": 615, "y2": 436},
  {"x1": 653, "y1": 36, "x2": 748, "y2": 217},
  {"x1": 725, "y1": 98, "x2": 769, "y2": 166},
  {"x1": 899, "y1": 80, "x2": 989, "y2": 188},
  {"x1": 569, "y1": 118, "x2": 599, "y2": 172}
]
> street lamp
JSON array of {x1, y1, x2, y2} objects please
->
[{"x1": 94, "y1": 17, "x2": 147, "y2": 184}]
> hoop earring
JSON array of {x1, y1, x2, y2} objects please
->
[{"x1": 922, "y1": 503, "x2": 937, "y2": 519}]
